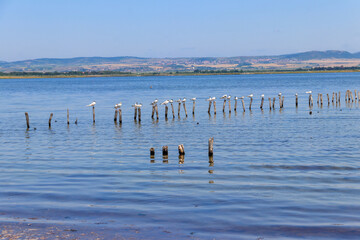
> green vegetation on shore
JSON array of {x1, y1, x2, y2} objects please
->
[{"x1": 0, "y1": 66, "x2": 360, "y2": 79}]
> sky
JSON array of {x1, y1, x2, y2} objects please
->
[{"x1": 0, "y1": 0, "x2": 359, "y2": 61}]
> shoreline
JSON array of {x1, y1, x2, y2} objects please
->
[{"x1": 0, "y1": 69, "x2": 359, "y2": 79}]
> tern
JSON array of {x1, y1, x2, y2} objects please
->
[
  {"x1": 176, "y1": 98, "x2": 181, "y2": 103},
  {"x1": 247, "y1": 94, "x2": 253, "y2": 98},
  {"x1": 211, "y1": 97, "x2": 216, "y2": 101},
  {"x1": 227, "y1": 95, "x2": 231, "y2": 99},
  {"x1": 161, "y1": 100, "x2": 169, "y2": 105},
  {"x1": 239, "y1": 96, "x2": 244, "y2": 99},
  {"x1": 206, "y1": 97, "x2": 212, "y2": 101},
  {"x1": 234, "y1": 96, "x2": 239, "y2": 100},
  {"x1": 261, "y1": 94, "x2": 265, "y2": 98},
  {"x1": 191, "y1": 97, "x2": 196, "y2": 101},
  {"x1": 181, "y1": 98, "x2": 186, "y2": 102},
  {"x1": 115, "y1": 102, "x2": 122, "y2": 108},
  {"x1": 86, "y1": 101, "x2": 96, "y2": 107},
  {"x1": 221, "y1": 95, "x2": 227, "y2": 99},
  {"x1": 295, "y1": 93, "x2": 298, "y2": 96},
  {"x1": 278, "y1": 92, "x2": 282, "y2": 96},
  {"x1": 306, "y1": 91, "x2": 312, "y2": 94}
]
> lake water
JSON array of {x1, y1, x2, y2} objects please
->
[{"x1": 1, "y1": 73, "x2": 360, "y2": 239}]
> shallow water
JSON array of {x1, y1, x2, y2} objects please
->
[{"x1": 1, "y1": 73, "x2": 360, "y2": 239}]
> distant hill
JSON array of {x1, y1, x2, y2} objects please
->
[{"x1": 1, "y1": 50, "x2": 360, "y2": 73}]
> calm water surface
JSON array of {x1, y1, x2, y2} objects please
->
[{"x1": 1, "y1": 73, "x2": 360, "y2": 239}]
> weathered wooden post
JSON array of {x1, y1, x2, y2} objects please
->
[
  {"x1": 162, "y1": 146, "x2": 168, "y2": 156},
  {"x1": 114, "y1": 108, "x2": 118, "y2": 122},
  {"x1": 278, "y1": 93, "x2": 282, "y2": 108},
  {"x1": 281, "y1": 96, "x2": 284, "y2": 108},
  {"x1": 134, "y1": 106, "x2": 137, "y2": 120},
  {"x1": 155, "y1": 104, "x2": 159, "y2": 120},
  {"x1": 260, "y1": 95, "x2": 264, "y2": 109},
  {"x1": 67, "y1": 109, "x2": 70, "y2": 125},
  {"x1": 332, "y1": 92, "x2": 335, "y2": 103},
  {"x1": 310, "y1": 94, "x2": 313, "y2": 107},
  {"x1": 327, "y1": 93, "x2": 330, "y2": 106},
  {"x1": 338, "y1": 91, "x2": 341, "y2": 104},
  {"x1": 355, "y1": 90, "x2": 358, "y2": 101},
  {"x1": 75, "y1": 118, "x2": 78, "y2": 125},
  {"x1": 234, "y1": 97, "x2": 238, "y2": 111},
  {"x1": 150, "y1": 148, "x2": 155, "y2": 157},
  {"x1": 118, "y1": 108, "x2": 122, "y2": 124},
  {"x1": 165, "y1": 105, "x2": 168, "y2": 119},
  {"x1": 335, "y1": 92, "x2": 338, "y2": 105},
  {"x1": 151, "y1": 105, "x2": 155, "y2": 119},
  {"x1": 191, "y1": 98, "x2": 196, "y2": 115},
  {"x1": 295, "y1": 93, "x2": 298, "y2": 108},
  {"x1": 138, "y1": 106, "x2": 142, "y2": 122},
  {"x1": 208, "y1": 137, "x2": 214, "y2": 157},
  {"x1": 213, "y1": 100, "x2": 217, "y2": 114},
  {"x1": 317, "y1": 93, "x2": 320, "y2": 105},
  {"x1": 170, "y1": 100, "x2": 175, "y2": 118},
  {"x1": 182, "y1": 99, "x2": 188, "y2": 117},
  {"x1": 227, "y1": 96, "x2": 231, "y2": 113},
  {"x1": 272, "y1": 97, "x2": 276, "y2": 109},
  {"x1": 351, "y1": 91, "x2": 354, "y2": 102},
  {"x1": 320, "y1": 94, "x2": 323, "y2": 107},
  {"x1": 207, "y1": 98, "x2": 212, "y2": 114},
  {"x1": 178, "y1": 144, "x2": 185, "y2": 156},
  {"x1": 25, "y1": 112, "x2": 30, "y2": 129},
  {"x1": 177, "y1": 99, "x2": 181, "y2": 117},
  {"x1": 268, "y1": 97, "x2": 272, "y2": 110},
  {"x1": 345, "y1": 90, "x2": 348, "y2": 102},
  {"x1": 222, "y1": 97, "x2": 226, "y2": 113},
  {"x1": 249, "y1": 97, "x2": 253, "y2": 110},
  {"x1": 49, "y1": 113, "x2": 53, "y2": 127}
]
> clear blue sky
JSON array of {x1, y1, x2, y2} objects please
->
[{"x1": 0, "y1": 0, "x2": 359, "y2": 61}]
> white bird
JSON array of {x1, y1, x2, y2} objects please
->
[
  {"x1": 115, "y1": 102, "x2": 122, "y2": 108},
  {"x1": 247, "y1": 94, "x2": 253, "y2": 98},
  {"x1": 295, "y1": 93, "x2": 298, "y2": 96},
  {"x1": 206, "y1": 97, "x2": 212, "y2": 101},
  {"x1": 176, "y1": 98, "x2": 181, "y2": 103},
  {"x1": 306, "y1": 91, "x2": 312, "y2": 94},
  {"x1": 227, "y1": 95, "x2": 231, "y2": 99},
  {"x1": 261, "y1": 94, "x2": 265, "y2": 98},
  {"x1": 239, "y1": 96, "x2": 244, "y2": 99},
  {"x1": 211, "y1": 97, "x2": 216, "y2": 101},
  {"x1": 234, "y1": 96, "x2": 239, "y2": 100},
  {"x1": 135, "y1": 103, "x2": 142, "y2": 108},
  {"x1": 221, "y1": 94, "x2": 227, "y2": 99},
  {"x1": 181, "y1": 98, "x2": 186, "y2": 102},
  {"x1": 161, "y1": 100, "x2": 169, "y2": 105},
  {"x1": 278, "y1": 92, "x2": 282, "y2": 96},
  {"x1": 169, "y1": 99, "x2": 174, "y2": 103},
  {"x1": 191, "y1": 97, "x2": 196, "y2": 101},
  {"x1": 86, "y1": 101, "x2": 96, "y2": 107}
]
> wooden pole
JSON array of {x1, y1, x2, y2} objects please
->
[
  {"x1": 222, "y1": 99, "x2": 226, "y2": 112},
  {"x1": 114, "y1": 108, "x2": 118, "y2": 122},
  {"x1": 249, "y1": 97, "x2": 253, "y2": 110},
  {"x1": 281, "y1": 96, "x2": 284, "y2": 108},
  {"x1": 335, "y1": 92, "x2": 338, "y2": 104},
  {"x1": 155, "y1": 105, "x2": 159, "y2": 120},
  {"x1": 67, "y1": 109, "x2": 70, "y2": 125},
  {"x1": 345, "y1": 90, "x2": 348, "y2": 102},
  {"x1": 213, "y1": 100, "x2": 217, "y2": 114},
  {"x1": 355, "y1": 90, "x2": 357, "y2": 101},
  {"x1": 241, "y1": 98, "x2": 245, "y2": 112},
  {"x1": 134, "y1": 107, "x2": 137, "y2": 120},
  {"x1": 310, "y1": 94, "x2": 313, "y2": 107},
  {"x1": 25, "y1": 112, "x2": 30, "y2": 129},
  {"x1": 192, "y1": 101, "x2": 195, "y2": 115},
  {"x1": 234, "y1": 99, "x2": 237, "y2": 111},
  {"x1": 317, "y1": 93, "x2": 320, "y2": 105},
  {"x1": 351, "y1": 91, "x2": 354, "y2": 102},
  {"x1": 162, "y1": 146, "x2": 168, "y2": 156},
  {"x1": 178, "y1": 144, "x2": 185, "y2": 155},
  {"x1": 320, "y1": 94, "x2": 323, "y2": 107},
  {"x1": 183, "y1": 102, "x2": 188, "y2": 117},
  {"x1": 138, "y1": 107, "x2": 141, "y2": 122},
  {"x1": 327, "y1": 93, "x2": 330, "y2": 105},
  {"x1": 295, "y1": 94, "x2": 298, "y2": 108},
  {"x1": 272, "y1": 97, "x2": 275, "y2": 109},
  {"x1": 118, "y1": 109, "x2": 122, "y2": 124},
  {"x1": 208, "y1": 101, "x2": 212, "y2": 114},
  {"x1": 260, "y1": 96, "x2": 264, "y2": 109},
  {"x1": 332, "y1": 92, "x2": 335, "y2": 103},
  {"x1": 92, "y1": 106, "x2": 95, "y2": 123},
  {"x1": 208, "y1": 137, "x2": 214, "y2": 156},
  {"x1": 170, "y1": 103, "x2": 175, "y2": 118},
  {"x1": 228, "y1": 98, "x2": 231, "y2": 113},
  {"x1": 150, "y1": 148, "x2": 155, "y2": 158},
  {"x1": 279, "y1": 95, "x2": 282, "y2": 108},
  {"x1": 49, "y1": 113, "x2": 53, "y2": 127},
  {"x1": 338, "y1": 91, "x2": 341, "y2": 104},
  {"x1": 178, "y1": 102, "x2": 181, "y2": 117},
  {"x1": 165, "y1": 105, "x2": 168, "y2": 119},
  {"x1": 268, "y1": 98, "x2": 272, "y2": 110},
  {"x1": 151, "y1": 105, "x2": 155, "y2": 119}
]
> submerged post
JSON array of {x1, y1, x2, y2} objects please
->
[
  {"x1": 208, "y1": 100, "x2": 212, "y2": 114},
  {"x1": 272, "y1": 97, "x2": 275, "y2": 109},
  {"x1": 49, "y1": 113, "x2": 53, "y2": 127},
  {"x1": 327, "y1": 93, "x2": 330, "y2": 106},
  {"x1": 260, "y1": 95, "x2": 264, "y2": 109},
  {"x1": 151, "y1": 105, "x2": 155, "y2": 119},
  {"x1": 249, "y1": 97, "x2": 253, "y2": 110},
  {"x1": 222, "y1": 99, "x2": 226, "y2": 113},
  {"x1": 150, "y1": 148, "x2": 155, "y2": 157},
  {"x1": 268, "y1": 97, "x2": 272, "y2": 110},
  {"x1": 178, "y1": 144, "x2": 185, "y2": 156},
  {"x1": 227, "y1": 96, "x2": 231, "y2": 113},
  {"x1": 155, "y1": 104, "x2": 159, "y2": 120},
  {"x1": 177, "y1": 101, "x2": 181, "y2": 117},
  {"x1": 281, "y1": 96, "x2": 284, "y2": 108},
  {"x1": 67, "y1": 109, "x2": 70, "y2": 125},
  {"x1": 213, "y1": 100, "x2": 217, "y2": 114},
  {"x1": 295, "y1": 93, "x2": 298, "y2": 108},
  {"x1": 25, "y1": 112, "x2": 30, "y2": 129},
  {"x1": 138, "y1": 107, "x2": 141, "y2": 122},
  {"x1": 134, "y1": 106, "x2": 137, "y2": 120},
  {"x1": 92, "y1": 106, "x2": 95, "y2": 123},
  {"x1": 118, "y1": 108, "x2": 122, "y2": 124},
  {"x1": 170, "y1": 101, "x2": 175, "y2": 118},
  {"x1": 234, "y1": 97, "x2": 238, "y2": 111},
  {"x1": 191, "y1": 99, "x2": 196, "y2": 115},
  {"x1": 182, "y1": 100, "x2": 188, "y2": 117},
  {"x1": 165, "y1": 105, "x2": 168, "y2": 119},
  {"x1": 162, "y1": 146, "x2": 168, "y2": 156},
  {"x1": 208, "y1": 137, "x2": 214, "y2": 157},
  {"x1": 320, "y1": 94, "x2": 323, "y2": 107},
  {"x1": 114, "y1": 108, "x2": 118, "y2": 122},
  {"x1": 332, "y1": 92, "x2": 335, "y2": 103}
]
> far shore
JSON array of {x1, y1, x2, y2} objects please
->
[{"x1": 0, "y1": 69, "x2": 359, "y2": 79}]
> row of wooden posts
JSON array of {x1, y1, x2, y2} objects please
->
[
  {"x1": 24, "y1": 90, "x2": 359, "y2": 129},
  {"x1": 149, "y1": 137, "x2": 214, "y2": 160}
]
